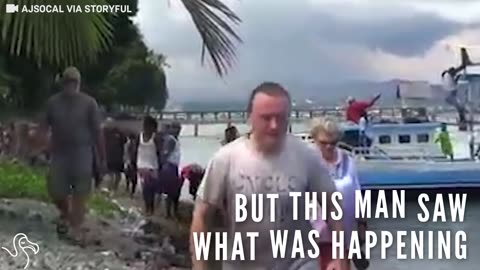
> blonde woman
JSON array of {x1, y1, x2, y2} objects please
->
[{"x1": 309, "y1": 117, "x2": 368, "y2": 270}]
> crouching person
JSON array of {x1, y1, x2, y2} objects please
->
[{"x1": 180, "y1": 163, "x2": 205, "y2": 200}]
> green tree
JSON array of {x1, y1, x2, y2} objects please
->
[
  {"x1": 0, "y1": 0, "x2": 170, "y2": 113},
  {"x1": 0, "y1": 0, "x2": 242, "y2": 76},
  {"x1": 0, "y1": 44, "x2": 56, "y2": 112},
  {"x1": 101, "y1": 53, "x2": 167, "y2": 110},
  {"x1": 147, "y1": 52, "x2": 171, "y2": 69},
  {"x1": 0, "y1": 0, "x2": 112, "y2": 68},
  {"x1": 79, "y1": 1, "x2": 146, "y2": 98}
]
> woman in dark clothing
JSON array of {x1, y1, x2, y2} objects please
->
[
  {"x1": 92, "y1": 146, "x2": 102, "y2": 189},
  {"x1": 222, "y1": 125, "x2": 239, "y2": 145},
  {"x1": 104, "y1": 126, "x2": 127, "y2": 192},
  {"x1": 159, "y1": 122, "x2": 183, "y2": 219},
  {"x1": 124, "y1": 132, "x2": 138, "y2": 196}
]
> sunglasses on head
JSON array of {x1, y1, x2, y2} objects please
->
[{"x1": 317, "y1": 140, "x2": 338, "y2": 146}]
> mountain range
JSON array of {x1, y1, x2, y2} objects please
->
[{"x1": 170, "y1": 79, "x2": 447, "y2": 111}]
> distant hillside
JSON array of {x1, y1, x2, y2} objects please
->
[
  {"x1": 177, "y1": 79, "x2": 447, "y2": 111},
  {"x1": 287, "y1": 79, "x2": 444, "y2": 106},
  {"x1": 180, "y1": 100, "x2": 248, "y2": 112}
]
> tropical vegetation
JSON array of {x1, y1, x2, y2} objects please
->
[
  {"x1": 0, "y1": 160, "x2": 122, "y2": 217},
  {"x1": 0, "y1": 0, "x2": 241, "y2": 114}
]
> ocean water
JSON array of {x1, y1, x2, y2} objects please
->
[
  {"x1": 177, "y1": 123, "x2": 479, "y2": 269},
  {"x1": 177, "y1": 123, "x2": 473, "y2": 167},
  {"x1": 178, "y1": 122, "x2": 312, "y2": 166}
]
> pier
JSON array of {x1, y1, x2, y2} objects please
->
[
  {"x1": 112, "y1": 106, "x2": 477, "y2": 136},
  {"x1": 117, "y1": 107, "x2": 391, "y2": 136},
  {"x1": 154, "y1": 107, "x2": 399, "y2": 124}
]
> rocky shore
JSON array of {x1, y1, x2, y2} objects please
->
[{"x1": 0, "y1": 198, "x2": 191, "y2": 270}]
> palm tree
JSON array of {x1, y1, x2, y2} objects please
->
[
  {"x1": 147, "y1": 51, "x2": 171, "y2": 69},
  {"x1": 0, "y1": 0, "x2": 241, "y2": 76}
]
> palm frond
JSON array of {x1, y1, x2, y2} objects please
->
[
  {"x1": 180, "y1": 0, "x2": 242, "y2": 77},
  {"x1": 0, "y1": 0, "x2": 113, "y2": 68}
]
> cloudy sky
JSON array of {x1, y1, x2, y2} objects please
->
[{"x1": 135, "y1": 0, "x2": 480, "y2": 101}]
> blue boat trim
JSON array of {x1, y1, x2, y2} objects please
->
[
  {"x1": 362, "y1": 182, "x2": 480, "y2": 190},
  {"x1": 295, "y1": 118, "x2": 480, "y2": 189},
  {"x1": 342, "y1": 122, "x2": 442, "y2": 131}
]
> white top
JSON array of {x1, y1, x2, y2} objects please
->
[
  {"x1": 469, "y1": 132, "x2": 477, "y2": 145},
  {"x1": 166, "y1": 135, "x2": 181, "y2": 165},
  {"x1": 123, "y1": 138, "x2": 132, "y2": 164},
  {"x1": 359, "y1": 116, "x2": 367, "y2": 132},
  {"x1": 310, "y1": 148, "x2": 360, "y2": 245},
  {"x1": 137, "y1": 132, "x2": 158, "y2": 169}
]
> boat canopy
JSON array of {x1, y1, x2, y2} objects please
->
[
  {"x1": 396, "y1": 81, "x2": 435, "y2": 100},
  {"x1": 340, "y1": 121, "x2": 442, "y2": 132}
]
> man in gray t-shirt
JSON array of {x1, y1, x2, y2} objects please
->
[
  {"x1": 42, "y1": 67, "x2": 106, "y2": 242},
  {"x1": 190, "y1": 82, "x2": 346, "y2": 270}
]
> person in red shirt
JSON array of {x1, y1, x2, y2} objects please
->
[
  {"x1": 345, "y1": 94, "x2": 381, "y2": 123},
  {"x1": 180, "y1": 163, "x2": 205, "y2": 200}
]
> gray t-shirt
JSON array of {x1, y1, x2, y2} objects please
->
[
  {"x1": 45, "y1": 91, "x2": 101, "y2": 157},
  {"x1": 196, "y1": 135, "x2": 336, "y2": 270}
]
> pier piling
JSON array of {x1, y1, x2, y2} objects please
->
[{"x1": 194, "y1": 124, "x2": 199, "y2": 137}]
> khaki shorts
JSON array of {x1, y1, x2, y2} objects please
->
[{"x1": 47, "y1": 151, "x2": 93, "y2": 199}]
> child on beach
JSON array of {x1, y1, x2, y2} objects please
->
[
  {"x1": 159, "y1": 122, "x2": 182, "y2": 219},
  {"x1": 435, "y1": 123, "x2": 454, "y2": 161},
  {"x1": 136, "y1": 116, "x2": 163, "y2": 217},
  {"x1": 468, "y1": 131, "x2": 475, "y2": 160}
]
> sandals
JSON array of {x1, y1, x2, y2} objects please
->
[
  {"x1": 63, "y1": 227, "x2": 101, "y2": 248},
  {"x1": 55, "y1": 219, "x2": 69, "y2": 235},
  {"x1": 352, "y1": 250, "x2": 370, "y2": 270},
  {"x1": 62, "y1": 228, "x2": 89, "y2": 247}
]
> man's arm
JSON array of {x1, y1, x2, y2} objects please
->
[
  {"x1": 368, "y1": 93, "x2": 381, "y2": 107},
  {"x1": 314, "y1": 166, "x2": 343, "y2": 236},
  {"x1": 89, "y1": 99, "x2": 106, "y2": 167},
  {"x1": 349, "y1": 161, "x2": 367, "y2": 243},
  {"x1": 190, "y1": 201, "x2": 215, "y2": 270},
  {"x1": 162, "y1": 135, "x2": 176, "y2": 161},
  {"x1": 306, "y1": 149, "x2": 342, "y2": 231},
  {"x1": 37, "y1": 101, "x2": 52, "y2": 154},
  {"x1": 190, "y1": 151, "x2": 228, "y2": 270}
]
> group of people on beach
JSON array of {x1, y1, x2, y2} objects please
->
[
  {"x1": 4, "y1": 61, "x2": 471, "y2": 270},
  {"x1": 14, "y1": 66, "x2": 208, "y2": 246},
  {"x1": 24, "y1": 65, "x2": 365, "y2": 269}
]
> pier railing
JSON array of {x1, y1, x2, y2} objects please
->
[
  {"x1": 115, "y1": 106, "x2": 465, "y2": 136},
  {"x1": 147, "y1": 106, "x2": 454, "y2": 124}
]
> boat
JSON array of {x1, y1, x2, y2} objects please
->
[
  {"x1": 294, "y1": 47, "x2": 480, "y2": 189},
  {"x1": 343, "y1": 120, "x2": 480, "y2": 189},
  {"x1": 295, "y1": 107, "x2": 480, "y2": 189}
]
